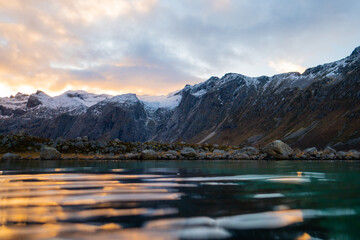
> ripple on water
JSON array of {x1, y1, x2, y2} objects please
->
[{"x1": 0, "y1": 164, "x2": 358, "y2": 239}]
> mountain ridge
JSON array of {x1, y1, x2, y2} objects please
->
[{"x1": 1, "y1": 46, "x2": 360, "y2": 150}]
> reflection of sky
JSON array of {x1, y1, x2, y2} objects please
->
[
  {"x1": 0, "y1": 172, "x2": 181, "y2": 239},
  {"x1": 0, "y1": 168, "x2": 357, "y2": 239},
  {"x1": 0, "y1": 0, "x2": 359, "y2": 97}
]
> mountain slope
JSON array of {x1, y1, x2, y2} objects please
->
[
  {"x1": 1, "y1": 47, "x2": 360, "y2": 150},
  {"x1": 153, "y1": 47, "x2": 360, "y2": 149}
]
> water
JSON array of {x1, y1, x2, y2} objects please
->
[{"x1": 0, "y1": 160, "x2": 360, "y2": 240}]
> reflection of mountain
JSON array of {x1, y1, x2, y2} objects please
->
[{"x1": 1, "y1": 47, "x2": 360, "y2": 150}]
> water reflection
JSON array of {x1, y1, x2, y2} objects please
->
[{"x1": 0, "y1": 161, "x2": 359, "y2": 239}]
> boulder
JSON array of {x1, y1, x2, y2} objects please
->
[
  {"x1": 230, "y1": 152, "x2": 249, "y2": 160},
  {"x1": 213, "y1": 149, "x2": 226, "y2": 155},
  {"x1": 181, "y1": 147, "x2": 197, "y2": 158},
  {"x1": 303, "y1": 147, "x2": 318, "y2": 157},
  {"x1": 164, "y1": 150, "x2": 179, "y2": 160},
  {"x1": 1, "y1": 152, "x2": 21, "y2": 160},
  {"x1": 197, "y1": 152, "x2": 207, "y2": 160},
  {"x1": 337, "y1": 151, "x2": 347, "y2": 159},
  {"x1": 324, "y1": 153, "x2": 336, "y2": 160},
  {"x1": 212, "y1": 149, "x2": 227, "y2": 159},
  {"x1": 141, "y1": 150, "x2": 158, "y2": 160},
  {"x1": 346, "y1": 150, "x2": 360, "y2": 159},
  {"x1": 240, "y1": 147, "x2": 259, "y2": 155},
  {"x1": 162, "y1": 150, "x2": 179, "y2": 160},
  {"x1": 323, "y1": 146, "x2": 337, "y2": 155},
  {"x1": 263, "y1": 140, "x2": 293, "y2": 159},
  {"x1": 40, "y1": 146, "x2": 61, "y2": 160}
]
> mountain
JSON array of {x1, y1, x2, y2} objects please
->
[{"x1": 1, "y1": 47, "x2": 360, "y2": 150}]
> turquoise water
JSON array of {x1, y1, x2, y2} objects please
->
[{"x1": 0, "y1": 160, "x2": 359, "y2": 239}]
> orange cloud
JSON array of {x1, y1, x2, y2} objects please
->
[
  {"x1": 59, "y1": 0, "x2": 158, "y2": 24},
  {"x1": 0, "y1": 0, "x2": 183, "y2": 97}
]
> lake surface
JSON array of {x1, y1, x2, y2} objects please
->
[{"x1": 0, "y1": 160, "x2": 360, "y2": 240}]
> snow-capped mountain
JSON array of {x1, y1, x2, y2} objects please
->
[
  {"x1": 0, "y1": 89, "x2": 181, "y2": 118},
  {"x1": 1, "y1": 46, "x2": 360, "y2": 149}
]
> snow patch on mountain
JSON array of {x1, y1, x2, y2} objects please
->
[
  {"x1": 138, "y1": 91, "x2": 182, "y2": 110},
  {"x1": 191, "y1": 89, "x2": 207, "y2": 97},
  {"x1": 61, "y1": 90, "x2": 111, "y2": 107},
  {"x1": 0, "y1": 93, "x2": 29, "y2": 110},
  {"x1": 37, "y1": 90, "x2": 111, "y2": 110},
  {"x1": 188, "y1": 73, "x2": 263, "y2": 98},
  {"x1": 105, "y1": 94, "x2": 140, "y2": 105}
]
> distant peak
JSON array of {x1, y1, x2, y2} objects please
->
[
  {"x1": 35, "y1": 90, "x2": 45, "y2": 95},
  {"x1": 107, "y1": 93, "x2": 139, "y2": 104},
  {"x1": 64, "y1": 90, "x2": 89, "y2": 95},
  {"x1": 14, "y1": 92, "x2": 29, "y2": 99},
  {"x1": 350, "y1": 46, "x2": 360, "y2": 57}
]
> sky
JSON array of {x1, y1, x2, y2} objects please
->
[{"x1": 0, "y1": 0, "x2": 359, "y2": 97}]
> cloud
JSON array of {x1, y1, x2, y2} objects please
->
[
  {"x1": 269, "y1": 61, "x2": 306, "y2": 74},
  {"x1": 0, "y1": 0, "x2": 359, "y2": 97}
]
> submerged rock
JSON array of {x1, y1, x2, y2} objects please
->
[
  {"x1": 263, "y1": 140, "x2": 293, "y2": 159},
  {"x1": 1, "y1": 152, "x2": 21, "y2": 160},
  {"x1": 40, "y1": 146, "x2": 61, "y2": 160}
]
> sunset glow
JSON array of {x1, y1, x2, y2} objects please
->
[{"x1": 0, "y1": 0, "x2": 359, "y2": 97}]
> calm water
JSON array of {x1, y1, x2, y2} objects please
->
[{"x1": 0, "y1": 160, "x2": 360, "y2": 240}]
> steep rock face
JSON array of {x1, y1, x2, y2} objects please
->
[
  {"x1": 155, "y1": 74, "x2": 267, "y2": 143},
  {"x1": 0, "y1": 47, "x2": 360, "y2": 149},
  {"x1": 65, "y1": 95, "x2": 152, "y2": 141},
  {"x1": 154, "y1": 47, "x2": 360, "y2": 150}
]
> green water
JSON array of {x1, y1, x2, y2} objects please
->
[{"x1": 0, "y1": 160, "x2": 359, "y2": 239}]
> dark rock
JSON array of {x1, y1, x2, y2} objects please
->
[
  {"x1": 40, "y1": 146, "x2": 61, "y2": 160},
  {"x1": 303, "y1": 147, "x2": 318, "y2": 158},
  {"x1": 213, "y1": 149, "x2": 226, "y2": 155},
  {"x1": 26, "y1": 94, "x2": 42, "y2": 108},
  {"x1": 240, "y1": 147, "x2": 259, "y2": 155},
  {"x1": 2, "y1": 152, "x2": 21, "y2": 160},
  {"x1": 230, "y1": 152, "x2": 249, "y2": 160},
  {"x1": 337, "y1": 151, "x2": 347, "y2": 159},
  {"x1": 323, "y1": 153, "x2": 336, "y2": 159},
  {"x1": 323, "y1": 146, "x2": 337, "y2": 155},
  {"x1": 125, "y1": 153, "x2": 139, "y2": 160},
  {"x1": 263, "y1": 140, "x2": 293, "y2": 159},
  {"x1": 75, "y1": 142, "x2": 84, "y2": 148},
  {"x1": 346, "y1": 150, "x2": 360, "y2": 159},
  {"x1": 181, "y1": 147, "x2": 197, "y2": 158},
  {"x1": 162, "y1": 150, "x2": 179, "y2": 160},
  {"x1": 62, "y1": 145, "x2": 69, "y2": 151},
  {"x1": 141, "y1": 150, "x2": 158, "y2": 160}
]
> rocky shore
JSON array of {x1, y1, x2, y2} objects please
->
[{"x1": 1, "y1": 134, "x2": 359, "y2": 161}]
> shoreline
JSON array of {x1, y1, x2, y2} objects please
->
[
  {"x1": 0, "y1": 152, "x2": 360, "y2": 162},
  {"x1": 1, "y1": 153, "x2": 360, "y2": 161},
  {"x1": 1, "y1": 134, "x2": 360, "y2": 161}
]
